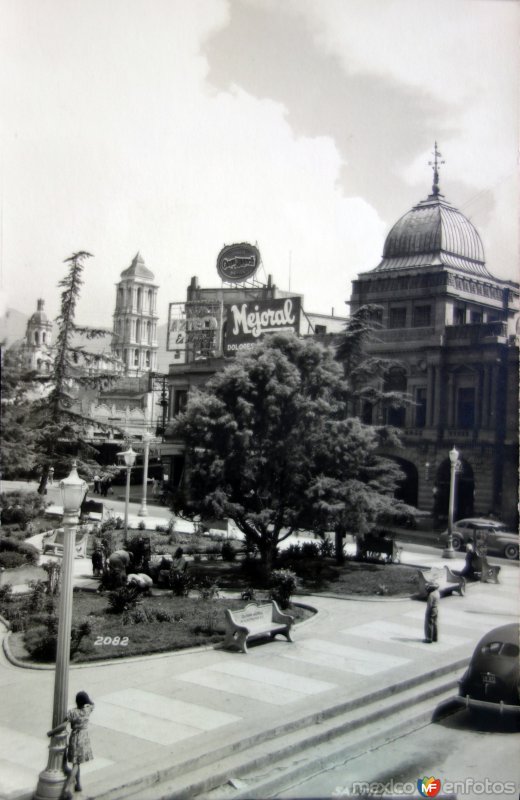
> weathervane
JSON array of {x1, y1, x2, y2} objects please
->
[{"x1": 428, "y1": 141, "x2": 445, "y2": 196}]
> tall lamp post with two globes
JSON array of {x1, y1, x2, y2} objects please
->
[
  {"x1": 118, "y1": 444, "x2": 137, "y2": 544},
  {"x1": 35, "y1": 463, "x2": 88, "y2": 800},
  {"x1": 443, "y1": 445, "x2": 460, "y2": 559}
]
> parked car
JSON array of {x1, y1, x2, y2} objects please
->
[
  {"x1": 438, "y1": 518, "x2": 519, "y2": 560},
  {"x1": 456, "y1": 623, "x2": 520, "y2": 714}
]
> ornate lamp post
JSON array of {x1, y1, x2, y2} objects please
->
[
  {"x1": 35, "y1": 463, "x2": 87, "y2": 800},
  {"x1": 443, "y1": 445, "x2": 460, "y2": 559},
  {"x1": 118, "y1": 445, "x2": 136, "y2": 544},
  {"x1": 138, "y1": 432, "x2": 154, "y2": 517}
]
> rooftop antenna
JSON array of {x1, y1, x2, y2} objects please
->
[{"x1": 428, "y1": 141, "x2": 445, "y2": 197}]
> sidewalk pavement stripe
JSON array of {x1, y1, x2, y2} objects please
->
[
  {"x1": 403, "y1": 608, "x2": 514, "y2": 628},
  {"x1": 177, "y1": 663, "x2": 335, "y2": 706},
  {"x1": 279, "y1": 638, "x2": 410, "y2": 676},
  {"x1": 342, "y1": 621, "x2": 471, "y2": 651},
  {"x1": 92, "y1": 703, "x2": 202, "y2": 745},
  {"x1": 194, "y1": 661, "x2": 336, "y2": 694},
  {"x1": 99, "y1": 688, "x2": 240, "y2": 730}
]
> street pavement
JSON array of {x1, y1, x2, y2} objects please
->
[{"x1": 0, "y1": 482, "x2": 518, "y2": 800}]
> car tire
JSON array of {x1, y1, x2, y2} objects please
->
[
  {"x1": 504, "y1": 543, "x2": 519, "y2": 560},
  {"x1": 452, "y1": 535, "x2": 463, "y2": 551}
]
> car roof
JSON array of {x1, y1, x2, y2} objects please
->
[
  {"x1": 457, "y1": 518, "x2": 502, "y2": 525},
  {"x1": 475, "y1": 623, "x2": 520, "y2": 649}
]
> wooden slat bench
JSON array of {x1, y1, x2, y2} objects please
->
[
  {"x1": 224, "y1": 601, "x2": 294, "y2": 654},
  {"x1": 416, "y1": 566, "x2": 466, "y2": 600}
]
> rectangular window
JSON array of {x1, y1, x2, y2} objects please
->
[
  {"x1": 457, "y1": 388, "x2": 475, "y2": 429},
  {"x1": 454, "y1": 307, "x2": 466, "y2": 325},
  {"x1": 415, "y1": 388, "x2": 427, "y2": 428},
  {"x1": 470, "y1": 310, "x2": 483, "y2": 323},
  {"x1": 413, "y1": 305, "x2": 431, "y2": 327},
  {"x1": 388, "y1": 307, "x2": 407, "y2": 328},
  {"x1": 174, "y1": 389, "x2": 188, "y2": 416},
  {"x1": 314, "y1": 324, "x2": 327, "y2": 334}
]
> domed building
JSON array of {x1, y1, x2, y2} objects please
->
[
  {"x1": 22, "y1": 299, "x2": 54, "y2": 373},
  {"x1": 349, "y1": 156, "x2": 519, "y2": 526}
]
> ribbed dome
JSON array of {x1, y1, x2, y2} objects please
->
[
  {"x1": 120, "y1": 252, "x2": 155, "y2": 281},
  {"x1": 29, "y1": 299, "x2": 49, "y2": 325},
  {"x1": 375, "y1": 193, "x2": 492, "y2": 277}
]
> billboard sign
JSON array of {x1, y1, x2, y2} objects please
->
[
  {"x1": 167, "y1": 301, "x2": 223, "y2": 361},
  {"x1": 217, "y1": 242, "x2": 260, "y2": 283},
  {"x1": 224, "y1": 296, "x2": 301, "y2": 355}
]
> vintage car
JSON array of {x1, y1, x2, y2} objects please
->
[
  {"x1": 438, "y1": 518, "x2": 519, "y2": 560},
  {"x1": 456, "y1": 623, "x2": 520, "y2": 714}
]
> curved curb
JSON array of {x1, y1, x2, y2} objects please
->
[
  {"x1": 0, "y1": 601, "x2": 319, "y2": 671},
  {"x1": 296, "y1": 591, "x2": 414, "y2": 603}
]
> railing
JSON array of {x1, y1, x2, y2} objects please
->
[{"x1": 445, "y1": 322, "x2": 507, "y2": 343}]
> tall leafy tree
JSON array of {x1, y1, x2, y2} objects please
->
[
  {"x1": 28, "y1": 252, "x2": 120, "y2": 492},
  {"x1": 172, "y1": 332, "x2": 408, "y2": 569},
  {"x1": 0, "y1": 345, "x2": 40, "y2": 477}
]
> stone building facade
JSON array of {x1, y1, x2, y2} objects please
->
[{"x1": 349, "y1": 175, "x2": 519, "y2": 526}]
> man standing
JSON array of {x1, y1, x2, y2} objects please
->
[{"x1": 424, "y1": 583, "x2": 440, "y2": 643}]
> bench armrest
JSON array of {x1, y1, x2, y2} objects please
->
[{"x1": 271, "y1": 600, "x2": 295, "y2": 626}]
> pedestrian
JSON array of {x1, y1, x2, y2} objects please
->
[
  {"x1": 93, "y1": 474, "x2": 101, "y2": 495},
  {"x1": 424, "y1": 583, "x2": 440, "y2": 643},
  {"x1": 460, "y1": 544, "x2": 476, "y2": 580},
  {"x1": 48, "y1": 466, "x2": 54, "y2": 485},
  {"x1": 47, "y1": 690, "x2": 94, "y2": 798},
  {"x1": 171, "y1": 546, "x2": 187, "y2": 575},
  {"x1": 151, "y1": 477, "x2": 158, "y2": 497}
]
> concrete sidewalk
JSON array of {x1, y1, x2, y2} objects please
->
[{"x1": 0, "y1": 545, "x2": 517, "y2": 800}]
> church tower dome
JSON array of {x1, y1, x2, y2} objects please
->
[{"x1": 375, "y1": 144, "x2": 491, "y2": 278}]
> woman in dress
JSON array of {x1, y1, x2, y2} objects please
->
[{"x1": 47, "y1": 690, "x2": 94, "y2": 797}]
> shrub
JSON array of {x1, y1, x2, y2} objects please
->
[
  {"x1": 0, "y1": 583, "x2": 13, "y2": 614},
  {"x1": 269, "y1": 569, "x2": 297, "y2": 609},
  {"x1": 0, "y1": 491, "x2": 46, "y2": 526},
  {"x1": 23, "y1": 614, "x2": 58, "y2": 661},
  {"x1": 221, "y1": 541, "x2": 236, "y2": 562},
  {"x1": 154, "y1": 609, "x2": 173, "y2": 623},
  {"x1": 195, "y1": 576, "x2": 220, "y2": 601},
  {"x1": 137, "y1": 520, "x2": 146, "y2": 531},
  {"x1": 0, "y1": 551, "x2": 26, "y2": 569},
  {"x1": 0, "y1": 537, "x2": 39, "y2": 565},
  {"x1": 107, "y1": 585, "x2": 141, "y2": 614},
  {"x1": 170, "y1": 570, "x2": 192, "y2": 597},
  {"x1": 155, "y1": 525, "x2": 168, "y2": 533}
]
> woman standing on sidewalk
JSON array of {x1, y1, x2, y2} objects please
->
[
  {"x1": 424, "y1": 583, "x2": 440, "y2": 643},
  {"x1": 47, "y1": 690, "x2": 94, "y2": 798}
]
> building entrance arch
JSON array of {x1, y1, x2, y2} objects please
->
[
  {"x1": 389, "y1": 456, "x2": 418, "y2": 507},
  {"x1": 434, "y1": 457, "x2": 474, "y2": 524}
]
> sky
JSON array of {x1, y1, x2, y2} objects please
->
[{"x1": 0, "y1": 0, "x2": 518, "y2": 331}]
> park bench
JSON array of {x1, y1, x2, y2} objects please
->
[
  {"x1": 357, "y1": 534, "x2": 402, "y2": 564},
  {"x1": 224, "y1": 601, "x2": 294, "y2": 654},
  {"x1": 468, "y1": 554, "x2": 501, "y2": 584},
  {"x1": 80, "y1": 499, "x2": 104, "y2": 522},
  {"x1": 42, "y1": 529, "x2": 89, "y2": 559},
  {"x1": 415, "y1": 566, "x2": 465, "y2": 600}
]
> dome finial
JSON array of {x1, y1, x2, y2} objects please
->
[{"x1": 428, "y1": 141, "x2": 445, "y2": 196}]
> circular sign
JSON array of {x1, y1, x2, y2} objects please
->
[{"x1": 217, "y1": 243, "x2": 260, "y2": 283}]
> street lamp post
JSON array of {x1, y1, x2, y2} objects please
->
[
  {"x1": 35, "y1": 463, "x2": 87, "y2": 800},
  {"x1": 443, "y1": 445, "x2": 460, "y2": 559},
  {"x1": 118, "y1": 445, "x2": 136, "y2": 544},
  {"x1": 138, "y1": 432, "x2": 153, "y2": 517}
]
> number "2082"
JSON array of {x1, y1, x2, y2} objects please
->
[{"x1": 94, "y1": 636, "x2": 129, "y2": 646}]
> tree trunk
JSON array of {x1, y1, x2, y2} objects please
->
[
  {"x1": 335, "y1": 529, "x2": 345, "y2": 564},
  {"x1": 38, "y1": 466, "x2": 49, "y2": 496}
]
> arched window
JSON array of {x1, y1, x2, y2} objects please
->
[
  {"x1": 136, "y1": 319, "x2": 141, "y2": 342},
  {"x1": 34, "y1": 331, "x2": 39, "y2": 345},
  {"x1": 148, "y1": 289, "x2": 153, "y2": 311},
  {"x1": 118, "y1": 287, "x2": 124, "y2": 307},
  {"x1": 42, "y1": 332, "x2": 46, "y2": 343},
  {"x1": 137, "y1": 287, "x2": 142, "y2": 311},
  {"x1": 134, "y1": 349, "x2": 139, "y2": 366},
  {"x1": 145, "y1": 350, "x2": 151, "y2": 367},
  {"x1": 147, "y1": 321, "x2": 152, "y2": 343}
]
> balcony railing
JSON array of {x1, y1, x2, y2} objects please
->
[{"x1": 445, "y1": 322, "x2": 507, "y2": 343}]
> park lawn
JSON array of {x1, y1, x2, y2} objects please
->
[{"x1": 8, "y1": 589, "x2": 313, "y2": 665}]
